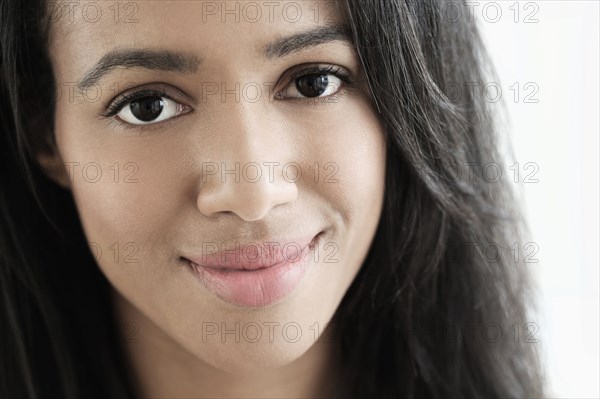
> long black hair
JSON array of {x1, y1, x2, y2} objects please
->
[{"x1": 1, "y1": 0, "x2": 545, "y2": 398}]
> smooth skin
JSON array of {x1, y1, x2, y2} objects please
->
[{"x1": 38, "y1": 1, "x2": 386, "y2": 397}]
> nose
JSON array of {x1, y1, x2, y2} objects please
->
[
  {"x1": 196, "y1": 106, "x2": 298, "y2": 221},
  {"x1": 197, "y1": 164, "x2": 298, "y2": 221}
]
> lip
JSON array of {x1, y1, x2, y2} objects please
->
[{"x1": 184, "y1": 233, "x2": 322, "y2": 307}]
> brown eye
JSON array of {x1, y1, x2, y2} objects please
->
[
  {"x1": 281, "y1": 73, "x2": 343, "y2": 99},
  {"x1": 295, "y1": 74, "x2": 330, "y2": 97},
  {"x1": 129, "y1": 97, "x2": 165, "y2": 122},
  {"x1": 116, "y1": 96, "x2": 187, "y2": 125}
]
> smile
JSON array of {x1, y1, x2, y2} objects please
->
[{"x1": 183, "y1": 232, "x2": 323, "y2": 307}]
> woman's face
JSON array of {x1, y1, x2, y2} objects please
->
[{"x1": 42, "y1": 0, "x2": 385, "y2": 372}]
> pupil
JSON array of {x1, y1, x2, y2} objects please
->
[
  {"x1": 130, "y1": 97, "x2": 164, "y2": 122},
  {"x1": 296, "y1": 74, "x2": 329, "y2": 97}
]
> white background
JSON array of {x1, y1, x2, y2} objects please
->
[{"x1": 475, "y1": 1, "x2": 599, "y2": 397}]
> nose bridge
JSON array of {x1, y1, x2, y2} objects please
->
[
  {"x1": 226, "y1": 100, "x2": 275, "y2": 162},
  {"x1": 196, "y1": 100, "x2": 298, "y2": 221}
]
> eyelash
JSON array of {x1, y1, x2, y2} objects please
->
[
  {"x1": 100, "y1": 64, "x2": 355, "y2": 129},
  {"x1": 278, "y1": 64, "x2": 353, "y2": 101},
  {"x1": 102, "y1": 88, "x2": 171, "y2": 118}
]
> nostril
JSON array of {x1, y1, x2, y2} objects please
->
[{"x1": 196, "y1": 167, "x2": 298, "y2": 220}]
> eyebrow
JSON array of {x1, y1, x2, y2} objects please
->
[
  {"x1": 77, "y1": 25, "x2": 353, "y2": 91},
  {"x1": 78, "y1": 49, "x2": 200, "y2": 90},
  {"x1": 264, "y1": 24, "x2": 353, "y2": 59}
]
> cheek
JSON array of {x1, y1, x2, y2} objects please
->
[
  {"x1": 318, "y1": 128, "x2": 386, "y2": 215},
  {"x1": 53, "y1": 104, "x2": 189, "y2": 286},
  {"x1": 292, "y1": 99, "x2": 387, "y2": 324},
  {"x1": 307, "y1": 101, "x2": 387, "y2": 229}
]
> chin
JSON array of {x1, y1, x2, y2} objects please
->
[{"x1": 194, "y1": 338, "x2": 315, "y2": 375}]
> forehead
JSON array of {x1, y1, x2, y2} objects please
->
[{"x1": 47, "y1": 1, "x2": 347, "y2": 59}]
